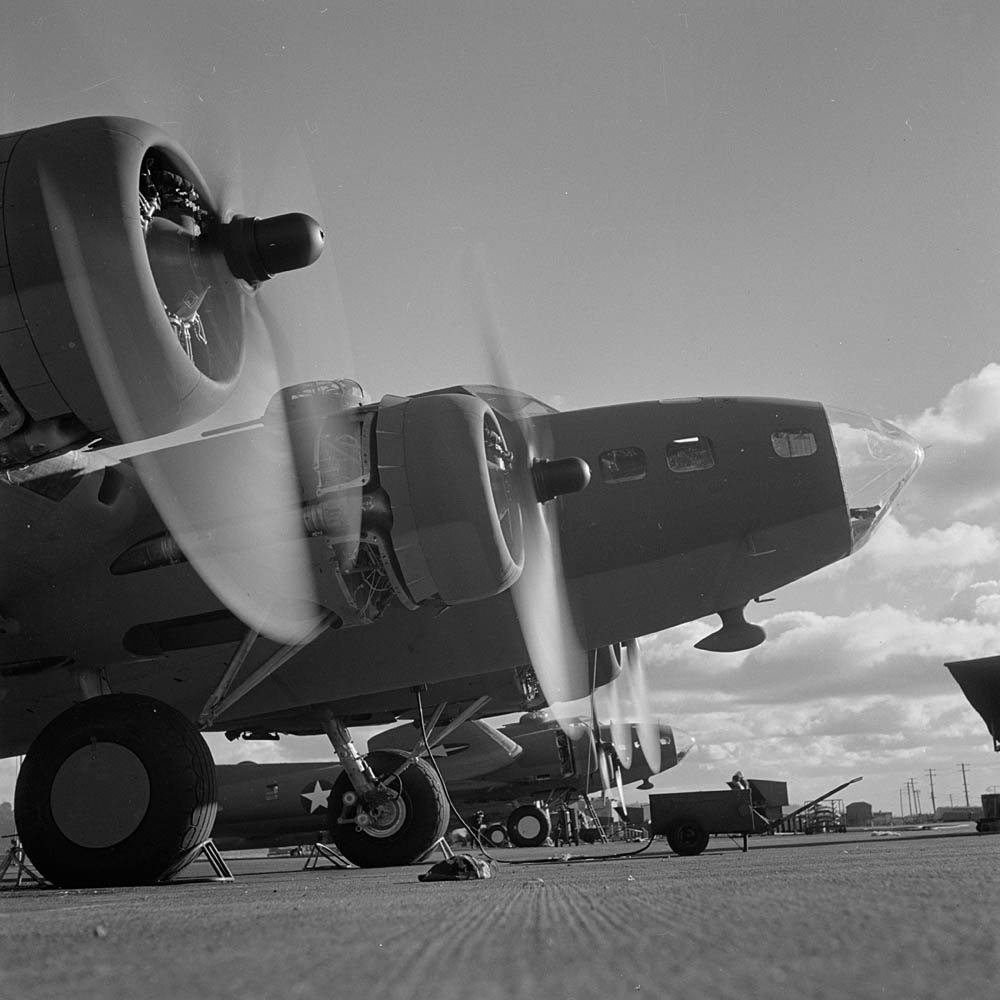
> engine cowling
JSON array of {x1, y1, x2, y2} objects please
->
[
  {"x1": 0, "y1": 116, "x2": 243, "y2": 453},
  {"x1": 376, "y1": 391, "x2": 525, "y2": 605}
]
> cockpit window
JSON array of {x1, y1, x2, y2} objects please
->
[
  {"x1": 771, "y1": 429, "x2": 817, "y2": 459},
  {"x1": 599, "y1": 447, "x2": 647, "y2": 483},
  {"x1": 666, "y1": 437, "x2": 715, "y2": 473}
]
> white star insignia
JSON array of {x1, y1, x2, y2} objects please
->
[{"x1": 300, "y1": 780, "x2": 332, "y2": 813}]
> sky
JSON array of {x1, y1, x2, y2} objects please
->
[{"x1": 2, "y1": 1, "x2": 1000, "y2": 815}]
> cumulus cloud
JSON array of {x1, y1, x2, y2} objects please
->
[
  {"x1": 903, "y1": 363, "x2": 1000, "y2": 447},
  {"x1": 646, "y1": 691, "x2": 996, "y2": 809},
  {"x1": 974, "y1": 592, "x2": 1000, "y2": 622},
  {"x1": 898, "y1": 363, "x2": 1000, "y2": 523},
  {"x1": 636, "y1": 534, "x2": 1000, "y2": 809},
  {"x1": 643, "y1": 606, "x2": 997, "y2": 708},
  {"x1": 204, "y1": 732, "x2": 338, "y2": 770},
  {"x1": 857, "y1": 516, "x2": 1000, "y2": 576}
]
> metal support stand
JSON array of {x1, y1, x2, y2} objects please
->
[
  {"x1": 419, "y1": 837, "x2": 455, "y2": 863},
  {"x1": 0, "y1": 837, "x2": 46, "y2": 888},
  {"x1": 161, "y1": 840, "x2": 234, "y2": 882},
  {"x1": 303, "y1": 841, "x2": 355, "y2": 870},
  {"x1": 435, "y1": 837, "x2": 455, "y2": 859}
]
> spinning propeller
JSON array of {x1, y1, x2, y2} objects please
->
[
  {"x1": 462, "y1": 246, "x2": 592, "y2": 713},
  {"x1": 621, "y1": 638, "x2": 662, "y2": 774},
  {"x1": 37, "y1": 115, "x2": 364, "y2": 644},
  {"x1": 463, "y1": 248, "x2": 663, "y2": 757},
  {"x1": 585, "y1": 674, "x2": 629, "y2": 819},
  {"x1": 591, "y1": 638, "x2": 662, "y2": 778}
]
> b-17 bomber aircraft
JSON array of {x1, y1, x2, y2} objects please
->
[
  {"x1": 213, "y1": 712, "x2": 692, "y2": 860},
  {"x1": 0, "y1": 117, "x2": 923, "y2": 887}
]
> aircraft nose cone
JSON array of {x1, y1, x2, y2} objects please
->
[
  {"x1": 672, "y1": 728, "x2": 696, "y2": 764},
  {"x1": 826, "y1": 408, "x2": 924, "y2": 551}
]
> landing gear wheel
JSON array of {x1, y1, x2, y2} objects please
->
[
  {"x1": 329, "y1": 749, "x2": 448, "y2": 867},
  {"x1": 14, "y1": 694, "x2": 217, "y2": 887},
  {"x1": 666, "y1": 815, "x2": 709, "y2": 856},
  {"x1": 507, "y1": 804, "x2": 550, "y2": 847},
  {"x1": 482, "y1": 822, "x2": 508, "y2": 847}
]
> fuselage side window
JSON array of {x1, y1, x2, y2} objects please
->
[
  {"x1": 771, "y1": 429, "x2": 817, "y2": 459},
  {"x1": 599, "y1": 446, "x2": 647, "y2": 483},
  {"x1": 666, "y1": 437, "x2": 715, "y2": 473}
]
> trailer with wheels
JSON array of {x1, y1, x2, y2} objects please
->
[
  {"x1": 650, "y1": 776, "x2": 862, "y2": 856},
  {"x1": 649, "y1": 789, "x2": 768, "y2": 854}
]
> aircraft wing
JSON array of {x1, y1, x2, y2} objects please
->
[{"x1": 946, "y1": 655, "x2": 1000, "y2": 751}]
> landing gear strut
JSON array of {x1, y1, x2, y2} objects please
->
[
  {"x1": 14, "y1": 694, "x2": 217, "y2": 887},
  {"x1": 322, "y1": 715, "x2": 448, "y2": 867}
]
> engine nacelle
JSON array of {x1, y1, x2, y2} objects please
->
[
  {"x1": 0, "y1": 117, "x2": 244, "y2": 454},
  {"x1": 376, "y1": 392, "x2": 525, "y2": 605}
]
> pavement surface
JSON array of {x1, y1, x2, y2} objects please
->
[{"x1": 1, "y1": 828, "x2": 997, "y2": 1000}]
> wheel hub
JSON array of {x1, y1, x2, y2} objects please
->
[
  {"x1": 515, "y1": 815, "x2": 543, "y2": 839},
  {"x1": 358, "y1": 790, "x2": 407, "y2": 839},
  {"x1": 49, "y1": 742, "x2": 151, "y2": 849}
]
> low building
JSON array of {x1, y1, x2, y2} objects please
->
[
  {"x1": 934, "y1": 806, "x2": 983, "y2": 823},
  {"x1": 845, "y1": 801, "x2": 873, "y2": 827}
]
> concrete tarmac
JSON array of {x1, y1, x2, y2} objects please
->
[{"x1": 1, "y1": 829, "x2": 997, "y2": 1000}]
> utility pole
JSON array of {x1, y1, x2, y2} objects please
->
[
  {"x1": 905, "y1": 780, "x2": 914, "y2": 818},
  {"x1": 898, "y1": 788, "x2": 905, "y2": 821},
  {"x1": 959, "y1": 763, "x2": 971, "y2": 807},
  {"x1": 926, "y1": 768, "x2": 937, "y2": 816}
]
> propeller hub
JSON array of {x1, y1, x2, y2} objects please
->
[
  {"x1": 211, "y1": 212, "x2": 325, "y2": 284},
  {"x1": 531, "y1": 456, "x2": 591, "y2": 503}
]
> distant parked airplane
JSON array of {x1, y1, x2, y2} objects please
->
[{"x1": 213, "y1": 711, "x2": 692, "y2": 857}]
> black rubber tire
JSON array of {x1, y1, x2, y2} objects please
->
[
  {"x1": 14, "y1": 694, "x2": 217, "y2": 887},
  {"x1": 329, "y1": 750, "x2": 448, "y2": 867},
  {"x1": 507, "y1": 804, "x2": 550, "y2": 847},
  {"x1": 666, "y1": 815, "x2": 710, "y2": 856}
]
